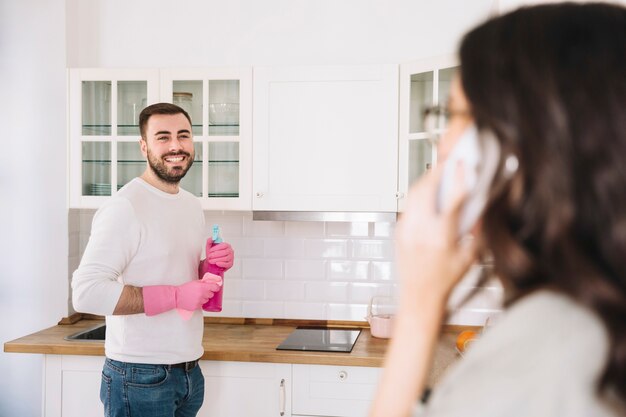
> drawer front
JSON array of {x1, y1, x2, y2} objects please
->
[{"x1": 292, "y1": 364, "x2": 381, "y2": 417}]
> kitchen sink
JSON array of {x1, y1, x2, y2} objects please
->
[{"x1": 64, "y1": 324, "x2": 106, "y2": 342}]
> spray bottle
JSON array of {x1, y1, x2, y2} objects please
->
[{"x1": 200, "y1": 224, "x2": 225, "y2": 312}]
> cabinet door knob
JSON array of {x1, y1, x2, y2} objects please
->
[
  {"x1": 338, "y1": 370, "x2": 348, "y2": 381},
  {"x1": 395, "y1": 192, "x2": 405, "y2": 199},
  {"x1": 256, "y1": 192, "x2": 264, "y2": 198}
]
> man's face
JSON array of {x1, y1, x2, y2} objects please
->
[{"x1": 140, "y1": 113, "x2": 194, "y2": 184}]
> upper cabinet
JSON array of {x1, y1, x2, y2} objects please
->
[
  {"x1": 68, "y1": 67, "x2": 251, "y2": 210},
  {"x1": 160, "y1": 68, "x2": 252, "y2": 210},
  {"x1": 253, "y1": 65, "x2": 399, "y2": 212},
  {"x1": 69, "y1": 60, "x2": 457, "y2": 213},
  {"x1": 397, "y1": 56, "x2": 458, "y2": 211},
  {"x1": 68, "y1": 68, "x2": 160, "y2": 208}
]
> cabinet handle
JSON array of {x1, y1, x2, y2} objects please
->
[
  {"x1": 395, "y1": 192, "x2": 405, "y2": 199},
  {"x1": 279, "y1": 378, "x2": 285, "y2": 416},
  {"x1": 256, "y1": 192, "x2": 264, "y2": 198},
  {"x1": 338, "y1": 370, "x2": 348, "y2": 381}
]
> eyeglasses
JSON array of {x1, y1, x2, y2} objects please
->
[{"x1": 422, "y1": 105, "x2": 472, "y2": 143}]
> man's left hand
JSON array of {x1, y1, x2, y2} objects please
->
[{"x1": 206, "y1": 238, "x2": 234, "y2": 270}]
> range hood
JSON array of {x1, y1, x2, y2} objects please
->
[{"x1": 252, "y1": 211, "x2": 397, "y2": 222}]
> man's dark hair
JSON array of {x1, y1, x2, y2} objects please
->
[{"x1": 139, "y1": 102, "x2": 191, "y2": 139}]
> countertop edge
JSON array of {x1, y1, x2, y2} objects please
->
[{"x1": 5, "y1": 317, "x2": 471, "y2": 371}]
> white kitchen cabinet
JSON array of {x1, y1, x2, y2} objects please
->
[
  {"x1": 292, "y1": 364, "x2": 381, "y2": 417},
  {"x1": 68, "y1": 68, "x2": 160, "y2": 208},
  {"x1": 43, "y1": 355, "x2": 291, "y2": 417},
  {"x1": 253, "y1": 65, "x2": 399, "y2": 212},
  {"x1": 43, "y1": 356, "x2": 383, "y2": 417},
  {"x1": 160, "y1": 68, "x2": 252, "y2": 210},
  {"x1": 398, "y1": 56, "x2": 458, "y2": 211},
  {"x1": 43, "y1": 355, "x2": 104, "y2": 417},
  {"x1": 68, "y1": 67, "x2": 252, "y2": 210},
  {"x1": 199, "y1": 361, "x2": 291, "y2": 417}
]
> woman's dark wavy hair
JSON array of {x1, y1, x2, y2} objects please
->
[{"x1": 460, "y1": 2, "x2": 626, "y2": 401}]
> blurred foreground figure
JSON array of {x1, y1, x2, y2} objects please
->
[{"x1": 370, "y1": 3, "x2": 626, "y2": 416}]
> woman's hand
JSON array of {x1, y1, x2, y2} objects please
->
[
  {"x1": 369, "y1": 163, "x2": 478, "y2": 417},
  {"x1": 395, "y1": 162, "x2": 478, "y2": 310}
]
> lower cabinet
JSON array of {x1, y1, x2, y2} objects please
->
[
  {"x1": 43, "y1": 355, "x2": 104, "y2": 417},
  {"x1": 292, "y1": 364, "x2": 382, "y2": 417},
  {"x1": 43, "y1": 355, "x2": 380, "y2": 417},
  {"x1": 199, "y1": 361, "x2": 291, "y2": 417}
]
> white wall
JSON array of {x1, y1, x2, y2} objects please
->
[
  {"x1": 0, "y1": 0, "x2": 68, "y2": 416},
  {"x1": 0, "y1": 0, "x2": 547, "y2": 415},
  {"x1": 66, "y1": 0, "x2": 496, "y2": 68}
]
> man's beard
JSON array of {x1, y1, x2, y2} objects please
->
[{"x1": 146, "y1": 148, "x2": 194, "y2": 184}]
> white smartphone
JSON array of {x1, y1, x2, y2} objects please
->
[{"x1": 436, "y1": 124, "x2": 501, "y2": 236}]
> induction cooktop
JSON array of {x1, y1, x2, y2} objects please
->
[{"x1": 276, "y1": 327, "x2": 361, "y2": 353}]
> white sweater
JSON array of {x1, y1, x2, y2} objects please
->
[
  {"x1": 72, "y1": 178, "x2": 206, "y2": 364},
  {"x1": 416, "y1": 291, "x2": 621, "y2": 416}
]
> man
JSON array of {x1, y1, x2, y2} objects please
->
[{"x1": 72, "y1": 103, "x2": 234, "y2": 417}]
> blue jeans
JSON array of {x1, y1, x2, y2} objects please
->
[{"x1": 100, "y1": 358, "x2": 205, "y2": 417}]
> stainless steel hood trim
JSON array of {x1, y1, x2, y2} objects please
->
[{"x1": 252, "y1": 211, "x2": 397, "y2": 222}]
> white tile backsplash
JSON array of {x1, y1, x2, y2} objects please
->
[
  {"x1": 203, "y1": 211, "x2": 244, "y2": 238},
  {"x1": 370, "y1": 261, "x2": 394, "y2": 281},
  {"x1": 242, "y1": 259, "x2": 283, "y2": 279},
  {"x1": 305, "y1": 282, "x2": 350, "y2": 302},
  {"x1": 304, "y1": 239, "x2": 349, "y2": 258},
  {"x1": 68, "y1": 231, "x2": 80, "y2": 257},
  {"x1": 228, "y1": 237, "x2": 265, "y2": 258},
  {"x1": 351, "y1": 240, "x2": 394, "y2": 260},
  {"x1": 78, "y1": 209, "x2": 96, "y2": 230},
  {"x1": 349, "y1": 282, "x2": 395, "y2": 303},
  {"x1": 242, "y1": 216, "x2": 284, "y2": 237},
  {"x1": 284, "y1": 221, "x2": 325, "y2": 238},
  {"x1": 264, "y1": 238, "x2": 305, "y2": 258},
  {"x1": 68, "y1": 210, "x2": 502, "y2": 324},
  {"x1": 68, "y1": 209, "x2": 80, "y2": 233},
  {"x1": 373, "y1": 222, "x2": 394, "y2": 238},
  {"x1": 326, "y1": 222, "x2": 369, "y2": 237},
  {"x1": 327, "y1": 303, "x2": 368, "y2": 321},
  {"x1": 284, "y1": 302, "x2": 326, "y2": 320},
  {"x1": 242, "y1": 301, "x2": 285, "y2": 318},
  {"x1": 284, "y1": 260, "x2": 327, "y2": 280},
  {"x1": 223, "y1": 260, "x2": 242, "y2": 278},
  {"x1": 203, "y1": 300, "x2": 244, "y2": 317},
  {"x1": 327, "y1": 260, "x2": 370, "y2": 281},
  {"x1": 221, "y1": 279, "x2": 265, "y2": 300},
  {"x1": 265, "y1": 280, "x2": 306, "y2": 301}
]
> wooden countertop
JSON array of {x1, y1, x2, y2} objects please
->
[{"x1": 4, "y1": 316, "x2": 471, "y2": 384}]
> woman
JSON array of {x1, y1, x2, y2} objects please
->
[{"x1": 370, "y1": 3, "x2": 626, "y2": 416}]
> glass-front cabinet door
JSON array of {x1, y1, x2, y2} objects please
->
[
  {"x1": 398, "y1": 56, "x2": 458, "y2": 211},
  {"x1": 69, "y1": 69, "x2": 160, "y2": 207},
  {"x1": 160, "y1": 68, "x2": 252, "y2": 210}
]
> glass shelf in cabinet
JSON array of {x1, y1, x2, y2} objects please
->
[
  {"x1": 82, "y1": 125, "x2": 112, "y2": 136},
  {"x1": 82, "y1": 124, "x2": 140, "y2": 134},
  {"x1": 208, "y1": 125, "x2": 239, "y2": 136}
]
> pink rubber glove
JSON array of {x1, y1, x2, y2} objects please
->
[
  {"x1": 205, "y1": 238, "x2": 234, "y2": 270},
  {"x1": 143, "y1": 279, "x2": 222, "y2": 317},
  {"x1": 177, "y1": 272, "x2": 224, "y2": 319}
]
